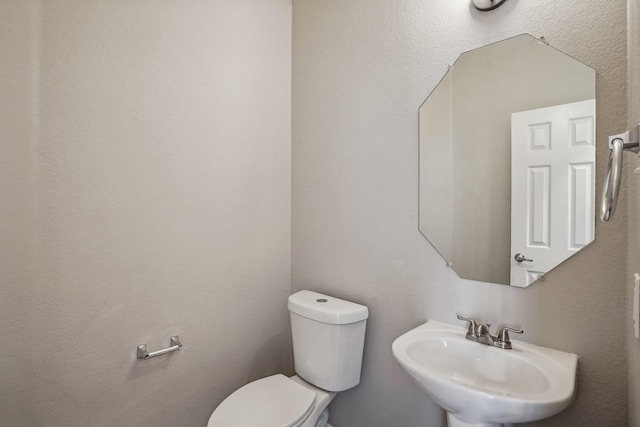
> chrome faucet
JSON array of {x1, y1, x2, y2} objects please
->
[{"x1": 456, "y1": 314, "x2": 523, "y2": 350}]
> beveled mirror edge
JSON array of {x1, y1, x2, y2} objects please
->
[{"x1": 418, "y1": 33, "x2": 597, "y2": 287}]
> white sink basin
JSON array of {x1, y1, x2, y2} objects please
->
[{"x1": 392, "y1": 321, "x2": 577, "y2": 426}]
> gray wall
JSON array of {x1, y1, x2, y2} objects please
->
[
  {"x1": 0, "y1": 1, "x2": 292, "y2": 426},
  {"x1": 2, "y1": 1, "x2": 635, "y2": 426},
  {"x1": 628, "y1": 0, "x2": 640, "y2": 425},
  {"x1": 292, "y1": 1, "x2": 628, "y2": 426},
  {"x1": 0, "y1": 0, "x2": 39, "y2": 422}
]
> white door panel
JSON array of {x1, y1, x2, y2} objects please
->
[{"x1": 510, "y1": 99, "x2": 595, "y2": 287}]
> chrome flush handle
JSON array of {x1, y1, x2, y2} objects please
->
[{"x1": 514, "y1": 253, "x2": 533, "y2": 263}]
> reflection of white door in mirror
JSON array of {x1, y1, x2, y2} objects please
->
[
  {"x1": 510, "y1": 100, "x2": 596, "y2": 287},
  {"x1": 418, "y1": 34, "x2": 596, "y2": 287}
]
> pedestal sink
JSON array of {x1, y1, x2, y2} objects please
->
[{"x1": 392, "y1": 321, "x2": 577, "y2": 427}]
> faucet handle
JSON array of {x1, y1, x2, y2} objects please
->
[
  {"x1": 456, "y1": 314, "x2": 478, "y2": 335},
  {"x1": 495, "y1": 326, "x2": 523, "y2": 349},
  {"x1": 475, "y1": 323, "x2": 492, "y2": 335}
]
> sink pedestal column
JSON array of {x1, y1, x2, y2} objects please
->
[{"x1": 447, "y1": 413, "x2": 501, "y2": 427}]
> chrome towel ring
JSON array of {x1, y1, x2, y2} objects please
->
[{"x1": 600, "y1": 124, "x2": 639, "y2": 221}]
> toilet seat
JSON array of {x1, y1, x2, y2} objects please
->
[{"x1": 207, "y1": 374, "x2": 316, "y2": 427}]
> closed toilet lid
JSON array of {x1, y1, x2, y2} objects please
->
[{"x1": 207, "y1": 374, "x2": 316, "y2": 427}]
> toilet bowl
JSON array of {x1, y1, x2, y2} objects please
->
[
  {"x1": 207, "y1": 374, "x2": 335, "y2": 427},
  {"x1": 207, "y1": 290, "x2": 368, "y2": 427}
]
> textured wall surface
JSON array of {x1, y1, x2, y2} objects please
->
[
  {"x1": 2, "y1": 0, "x2": 635, "y2": 426},
  {"x1": 292, "y1": 1, "x2": 628, "y2": 426},
  {"x1": 1, "y1": 1, "x2": 292, "y2": 426},
  {"x1": 0, "y1": 0, "x2": 39, "y2": 423},
  {"x1": 628, "y1": 0, "x2": 640, "y2": 425}
]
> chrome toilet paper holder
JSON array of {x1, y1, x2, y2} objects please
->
[{"x1": 137, "y1": 336, "x2": 182, "y2": 360}]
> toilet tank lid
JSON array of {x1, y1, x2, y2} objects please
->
[{"x1": 288, "y1": 290, "x2": 368, "y2": 325}]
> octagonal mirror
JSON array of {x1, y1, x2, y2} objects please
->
[{"x1": 419, "y1": 34, "x2": 596, "y2": 287}]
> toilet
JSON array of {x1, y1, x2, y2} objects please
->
[{"x1": 207, "y1": 290, "x2": 369, "y2": 427}]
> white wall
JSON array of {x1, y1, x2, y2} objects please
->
[
  {"x1": 1, "y1": 1, "x2": 292, "y2": 426},
  {"x1": 627, "y1": 0, "x2": 640, "y2": 424},
  {"x1": 292, "y1": 1, "x2": 628, "y2": 426}
]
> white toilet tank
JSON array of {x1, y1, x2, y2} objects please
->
[{"x1": 288, "y1": 290, "x2": 369, "y2": 392}]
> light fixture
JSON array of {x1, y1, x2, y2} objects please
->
[{"x1": 472, "y1": 0, "x2": 508, "y2": 11}]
